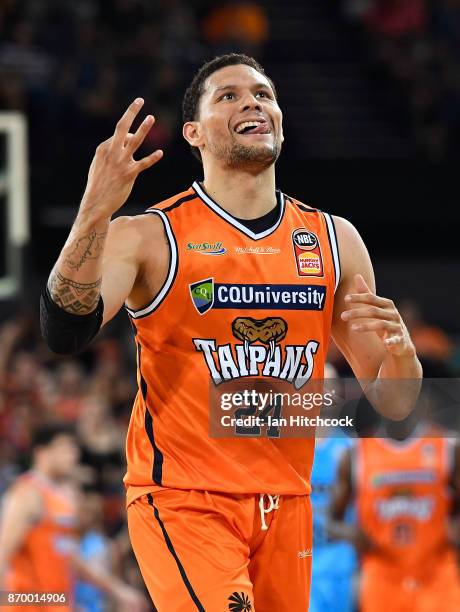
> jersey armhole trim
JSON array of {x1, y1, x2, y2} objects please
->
[
  {"x1": 125, "y1": 209, "x2": 178, "y2": 319},
  {"x1": 323, "y1": 212, "x2": 341, "y2": 294}
]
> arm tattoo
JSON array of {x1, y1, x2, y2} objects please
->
[
  {"x1": 48, "y1": 271, "x2": 101, "y2": 314},
  {"x1": 63, "y1": 229, "x2": 107, "y2": 271}
]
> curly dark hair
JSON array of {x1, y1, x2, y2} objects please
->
[{"x1": 182, "y1": 53, "x2": 277, "y2": 162}]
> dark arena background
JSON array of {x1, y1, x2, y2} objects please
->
[{"x1": 0, "y1": 1, "x2": 459, "y2": 611}]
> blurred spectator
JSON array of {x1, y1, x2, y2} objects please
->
[
  {"x1": 343, "y1": 0, "x2": 460, "y2": 159},
  {"x1": 203, "y1": 1, "x2": 269, "y2": 55},
  {"x1": 365, "y1": 0, "x2": 427, "y2": 38},
  {"x1": 52, "y1": 360, "x2": 86, "y2": 422},
  {"x1": 77, "y1": 394, "x2": 125, "y2": 468}
]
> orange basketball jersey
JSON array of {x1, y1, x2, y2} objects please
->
[
  {"x1": 124, "y1": 182, "x2": 341, "y2": 505},
  {"x1": 6, "y1": 471, "x2": 77, "y2": 608},
  {"x1": 356, "y1": 430, "x2": 457, "y2": 579}
]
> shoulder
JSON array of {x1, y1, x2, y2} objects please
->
[
  {"x1": 331, "y1": 215, "x2": 372, "y2": 272},
  {"x1": 331, "y1": 215, "x2": 362, "y2": 242},
  {"x1": 108, "y1": 214, "x2": 165, "y2": 246},
  {"x1": 4, "y1": 477, "x2": 43, "y2": 518}
]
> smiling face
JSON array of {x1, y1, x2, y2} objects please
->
[{"x1": 183, "y1": 64, "x2": 284, "y2": 170}]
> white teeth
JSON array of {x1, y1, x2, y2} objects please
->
[{"x1": 235, "y1": 120, "x2": 262, "y2": 133}]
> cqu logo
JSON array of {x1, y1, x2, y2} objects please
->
[
  {"x1": 189, "y1": 279, "x2": 214, "y2": 315},
  {"x1": 189, "y1": 279, "x2": 326, "y2": 315},
  {"x1": 292, "y1": 228, "x2": 324, "y2": 278}
]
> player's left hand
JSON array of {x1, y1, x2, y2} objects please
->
[{"x1": 340, "y1": 274, "x2": 416, "y2": 357}]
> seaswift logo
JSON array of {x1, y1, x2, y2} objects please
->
[{"x1": 186, "y1": 241, "x2": 226, "y2": 255}]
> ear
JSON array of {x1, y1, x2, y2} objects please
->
[{"x1": 183, "y1": 121, "x2": 203, "y2": 149}]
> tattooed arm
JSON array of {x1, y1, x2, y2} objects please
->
[
  {"x1": 48, "y1": 221, "x2": 108, "y2": 315},
  {"x1": 47, "y1": 98, "x2": 164, "y2": 322}
]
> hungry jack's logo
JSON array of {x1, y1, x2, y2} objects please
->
[{"x1": 292, "y1": 228, "x2": 324, "y2": 277}]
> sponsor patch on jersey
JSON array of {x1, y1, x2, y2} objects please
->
[
  {"x1": 292, "y1": 228, "x2": 324, "y2": 277},
  {"x1": 189, "y1": 278, "x2": 326, "y2": 315},
  {"x1": 186, "y1": 241, "x2": 226, "y2": 255},
  {"x1": 371, "y1": 470, "x2": 436, "y2": 488},
  {"x1": 194, "y1": 316, "x2": 320, "y2": 388},
  {"x1": 234, "y1": 245, "x2": 281, "y2": 255},
  {"x1": 190, "y1": 278, "x2": 214, "y2": 314},
  {"x1": 376, "y1": 495, "x2": 435, "y2": 520}
]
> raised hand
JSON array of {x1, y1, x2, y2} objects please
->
[
  {"x1": 81, "y1": 98, "x2": 163, "y2": 220},
  {"x1": 47, "y1": 98, "x2": 163, "y2": 318},
  {"x1": 340, "y1": 274, "x2": 416, "y2": 357}
]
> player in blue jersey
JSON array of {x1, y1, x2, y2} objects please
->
[{"x1": 310, "y1": 423, "x2": 357, "y2": 611}]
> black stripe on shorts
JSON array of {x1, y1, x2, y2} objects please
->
[{"x1": 146, "y1": 493, "x2": 205, "y2": 611}]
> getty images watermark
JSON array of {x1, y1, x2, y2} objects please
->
[
  {"x1": 219, "y1": 388, "x2": 353, "y2": 432},
  {"x1": 208, "y1": 378, "x2": 460, "y2": 439}
]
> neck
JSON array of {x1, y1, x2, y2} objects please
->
[{"x1": 201, "y1": 164, "x2": 277, "y2": 220}]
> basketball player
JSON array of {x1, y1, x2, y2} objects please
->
[
  {"x1": 329, "y1": 421, "x2": 460, "y2": 612},
  {"x1": 40, "y1": 54, "x2": 422, "y2": 610},
  {"x1": 0, "y1": 424, "x2": 147, "y2": 611}
]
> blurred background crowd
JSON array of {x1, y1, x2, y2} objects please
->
[
  {"x1": 1, "y1": 0, "x2": 460, "y2": 164},
  {"x1": 0, "y1": 0, "x2": 459, "y2": 610}
]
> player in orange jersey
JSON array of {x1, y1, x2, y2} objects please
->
[
  {"x1": 0, "y1": 424, "x2": 147, "y2": 611},
  {"x1": 41, "y1": 53, "x2": 422, "y2": 611},
  {"x1": 329, "y1": 420, "x2": 460, "y2": 612}
]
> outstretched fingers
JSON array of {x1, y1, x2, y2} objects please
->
[
  {"x1": 125, "y1": 114, "x2": 155, "y2": 155},
  {"x1": 344, "y1": 292, "x2": 394, "y2": 308},
  {"x1": 135, "y1": 149, "x2": 164, "y2": 173},
  {"x1": 111, "y1": 98, "x2": 145, "y2": 150}
]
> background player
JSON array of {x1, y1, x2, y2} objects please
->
[
  {"x1": 0, "y1": 423, "x2": 147, "y2": 611},
  {"x1": 329, "y1": 417, "x2": 460, "y2": 612},
  {"x1": 40, "y1": 53, "x2": 422, "y2": 610}
]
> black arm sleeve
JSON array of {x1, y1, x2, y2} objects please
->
[{"x1": 40, "y1": 287, "x2": 104, "y2": 355}]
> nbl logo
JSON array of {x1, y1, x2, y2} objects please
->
[
  {"x1": 293, "y1": 230, "x2": 318, "y2": 249},
  {"x1": 292, "y1": 228, "x2": 324, "y2": 278}
]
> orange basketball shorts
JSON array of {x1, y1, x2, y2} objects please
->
[{"x1": 127, "y1": 488, "x2": 312, "y2": 611}]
